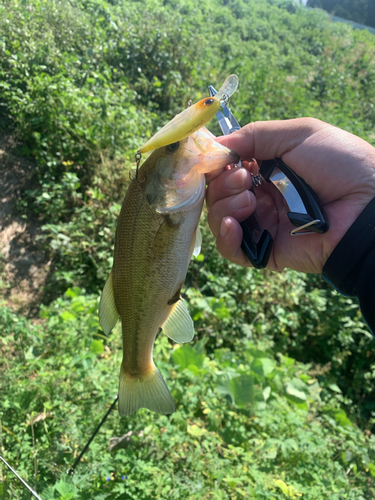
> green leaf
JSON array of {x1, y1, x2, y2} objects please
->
[
  {"x1": 332, "y1": 409, "x2": 353, "y2": 428},
  {"x1": 171, "y1": 344, "x2": 204, "y2": 371},
  {"x1": 59, "y1": 311, "x2": 76, "y2": 322},
  {"x1": 90, "y1": 340, "x2": 104, "y2": 354},
  {"x1": 187, "y1": 424, "x2": 206, "y2": 437},
  {"x1": 65, "y1": 287, "x2": 82, "y2": 298},
  {"x1": 55, "y1": 479, "x2": 76, "y2": 500},
  {"x1": 0, "y1": 482, "x2": 7, "y2": 500},
  {"x1": 229, "y1": 375, "x2": 264, "y2": 409},
  {"x1": 328, "y1": 383, "x2": 342, "y2": 394},
  {"x1": 216, "y1": 373, "x2": 235, "y2": 405},
  {"x1": 251, "y1": 357, "x2": 275, "y2": 378},
  {"x1": 285, "y1": 379, "x2": 307, "y2": 404},
  {"x1": 368, "y1": 463, "x2": 375, "y2": 478},
  {"x1": 263, "y1": 386, "x2": 271, "y2": 401},
  {"x1": 209, "y1": 298, "x2": 230, "y2": 320}
]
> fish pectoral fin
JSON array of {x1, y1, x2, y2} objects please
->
[
  {"x1": 118, "y1": 364, "x2": 175, "y2": 416},
  {"x1": 162, "y1": 299, "x2": 194, "y2": 344},
  {"x1": 156, "y1": 176, "x2": 205, "y2": 214},
  {"x1": 192, "y1": 225, "x2": 202, "y2": 258},
  {"x1": 99, "y1": 271, "x2": 119, "y2": 334}
]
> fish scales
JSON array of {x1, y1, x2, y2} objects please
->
[
  {"x1": 99, "y1": 128, "x2": 238, "y2": 416},
  {"x1": 113, "y1": 175, "x2": 202, "y2": 376}
]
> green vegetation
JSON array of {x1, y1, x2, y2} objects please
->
[
  {"x1": 1, "y1": 0, "x2": 375, "y2": 498},
  {"x1": 307, "y1": 0, "x2": 375, "y2": 29},
  {"x1": 1, "y1": 286, "x2": 375, "y2": 498}
]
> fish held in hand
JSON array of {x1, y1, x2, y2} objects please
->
[{"x1": 99, "y1": 127, "x2": 238, "y2": 416}]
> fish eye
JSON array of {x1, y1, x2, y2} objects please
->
[
  {"x1": 166, "y1": 142, "x2": 180, "y2": 152},
  {"x1": 204, "y1": 98, "x2": 215, "y2": 106}
]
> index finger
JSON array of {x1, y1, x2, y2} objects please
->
[
  {"x1": 215, "y1": 118, "x2": 328, "y2": 161},
  {"x1": 214, "y1": 118, "x2": 360, "y2": 198}
]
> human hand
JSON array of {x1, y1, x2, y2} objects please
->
[{"x1": 206, "y1": 118, "x2": 375, "y2": 273}]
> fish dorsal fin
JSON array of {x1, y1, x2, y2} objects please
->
[
  {"x1": 162, "y1": 299, "x2": 194, "y2": 344},
  {"x1": 99, "y1": 271, "x2": 119, "y2": 334},
  {"x1": 192, "y1": 225, "x2": 202, "y2": 258},
  {"x1": 156, "y1": 175, "x2": 205, "y2": 214}
]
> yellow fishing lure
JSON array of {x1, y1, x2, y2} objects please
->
[{"x1": 139, "y1": 74, "x2": 238, "y2": 153}]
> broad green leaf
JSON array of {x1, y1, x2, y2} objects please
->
[
  {"x1": 229, "y1": 375, "x2": 264, "y2": 408},
  {"x1": 209, "y1": 298, "x2": 230, "y2": 320},
  {"x1": 55, "y1": 479, "x2": 76, "y2": 500},
  {"x1": 65, "y1": 287, "x2": 82, "y2": 298},
  {"x1": 285, "y1": 378, "x2": 308, "y2": 404},
  {"x1": 274, "y1": 479, "x2": 289, "y2": 495},
  {"x1": 251, "y1": 357, "x2": 275, "y2": 378},
  {"x1": 90, "y1": 340, "x2": 104, "y2": 354},
  {"x1": 332, "y1": 409, "x2": 353, "y2": 428},
  {"x1": 328, "y1": 383, "x2": 342, "y2": 394},
  {"x1": 368, "y1": 463, "x2": 375, "y2": 478},
  {"x1": 171, "y1": 344, "x2": 204, "y2": 371},
  {"x1": 216, "y1": 373, "x2": 235, "y2": 405},
  {"x1": 187, "y1": 424, "x2": 206, "y2": 437},
  {"x1": 59, "y1": 311, "x2": 76, "y2": 322}
]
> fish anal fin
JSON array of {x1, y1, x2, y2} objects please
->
[
  {"x1": 118, "y1": 364, "x2": 175, "y2": 416},
  {"x1": 162, "y1": 299, "x2": 194, "y2": 344},
  {"x1": 99, "y1": 271, "x2": 119, "y2": 334}
]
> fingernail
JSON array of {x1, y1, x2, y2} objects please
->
[
  {"x1": 225, "y1": 168, "x2": 246, "y2": 189},
  {"x1": 230, "y1": 190, "x2": 251, "y2": 210},
  {"x1": 220, "y1": 217, "x2": 231, "y2": 238}
]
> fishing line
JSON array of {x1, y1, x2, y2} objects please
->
[
  {"x1": 67, "y1": 395, "x2": 118, "y2": 475},
  {"x1": 0, "y1": 456, "x2": 43, "y2": 500}
]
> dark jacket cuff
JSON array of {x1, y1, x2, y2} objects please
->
[{"x1": 322, "y1": 196, "x2": 375, "y2": 332}]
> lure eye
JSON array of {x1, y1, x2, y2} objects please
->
[
  {"x1": 204, "y1": 98, "x2": 215, "y2": 106},
  {"x1": 166, "y1": 142, "x2": 180, "y2": 152}
]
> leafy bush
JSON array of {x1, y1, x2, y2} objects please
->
[{"x1": 1, "y1": 290, "x2": 375, "y2": 498}]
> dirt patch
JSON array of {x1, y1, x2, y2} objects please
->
[{"x1": 0, "y1": 134, "x2": 51, "y2": 316}]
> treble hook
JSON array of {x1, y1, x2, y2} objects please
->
[{"x1": 130, "y1": 151, "x2": 142, "y2": 181}]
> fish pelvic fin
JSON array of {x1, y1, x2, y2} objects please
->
[
  {"x1": 192, "y1": 225, "x2": 202, "y2": 258},
  {"x1": 162, "y1": 299, "x2": 194, "y2": 344},
  {"x1": 118, "y1": 364, "x2": 175, "y2": 416},
  {"x1": 99, "y1": 271, "x2": 119, "y2": 334}
]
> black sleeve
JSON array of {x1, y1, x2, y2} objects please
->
[{"x1": 322, "y1": 196, "x2": 375, "y2": 333}]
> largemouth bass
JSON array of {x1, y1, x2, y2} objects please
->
[{"x1": 99, "y1": 127, "x2": 238, "y2": 416}]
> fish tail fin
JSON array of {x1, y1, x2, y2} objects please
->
[{"x1": 118, "y1": 364, "x2": 175, "y2": 416}]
